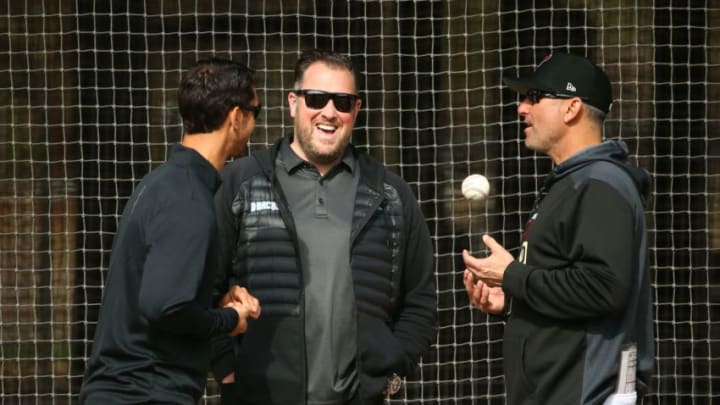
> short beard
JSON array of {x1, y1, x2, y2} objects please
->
[{"x1": 294, "y1": 122, "x2": 349, "y2": 165}]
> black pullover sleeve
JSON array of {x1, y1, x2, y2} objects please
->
[{"x1": 137, "y1": 191, "x2": 239, "y2": 337}]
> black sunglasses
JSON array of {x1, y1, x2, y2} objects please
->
[
  {"x1": 293, "y1": 89, "x2": 359, "y2": 113},
  {"x1": 239, "y1": 103, "x2": 262, "y2": 119},
  {"x1": 524, "y1": 89, "x2": 588, "y2": 104}
]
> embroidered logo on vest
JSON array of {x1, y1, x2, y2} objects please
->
[{"x1": 250, "y1": 201, "x2": 279, "y2": 212}]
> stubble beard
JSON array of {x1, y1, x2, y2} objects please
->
[
  {"x1": 524, "y1": 127, "x2": 556, "y2": 155},
  {"x1": 294, "y1": 121, "x2": 350, "y2": 166}
]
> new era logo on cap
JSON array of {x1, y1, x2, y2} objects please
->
[{"x1": 503, "y1": 53, "x2": 613, "y2": 113}]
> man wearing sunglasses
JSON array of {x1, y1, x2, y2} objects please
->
[
  {"x1": 211, "y1": 49, "x2": 436, "y2": 405},
  {"x1": 80, "y1": 58, "x2": 262, "y2": 404},
  {"x1": 462, "y1": 53, "x2": 654, "y2": 405}
]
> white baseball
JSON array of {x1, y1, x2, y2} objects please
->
[{"x1": 461, "y1": 174, "x2": 490, "y2": 201}]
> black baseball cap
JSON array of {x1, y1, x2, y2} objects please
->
[{"x1": 503, "y1": 53, "x2": 613, "y2": 114}]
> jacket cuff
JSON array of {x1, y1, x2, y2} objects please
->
[
  {"x1": 211, "y1": 354, "x2": 236, "y2": 384},
  {"x1": 210, "y1": 333, "x2": 239, "y2": 383},
  {"x1": 502, "y1": 260, "x2": 528, "y2": 301}
]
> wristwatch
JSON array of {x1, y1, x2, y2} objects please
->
[{"x1": 383, "y1": 373, "x2": 402, "y2": 396}]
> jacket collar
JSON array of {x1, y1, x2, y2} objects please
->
[{"x1": 542, "y1": 140, "x2": 650, "y2": 206}]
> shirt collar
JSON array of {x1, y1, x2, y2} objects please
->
[
  {"x1": 169, "y1": 143, "x2": 221, "y2": 193},
  {"x1": 278, "y1": 135, "x2": 356, "y2": 175}
]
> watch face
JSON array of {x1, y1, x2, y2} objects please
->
[{"x1": 386, "y1": 373, "x2": 402, "y2": 395}]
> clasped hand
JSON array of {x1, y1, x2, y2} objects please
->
[{"x1": 219, "y1": 285, "x2": 261, "y2": 337}]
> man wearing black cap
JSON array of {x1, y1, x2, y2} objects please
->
[{"x1": 461, "y1": 53, "x2": 654, "y2": 405}]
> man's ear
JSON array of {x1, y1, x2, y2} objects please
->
[
  {"x1": 288, "y1": 92, "x2": 298, "y2": 118},
  {"x1": 227, "y1": 105, "x2": 240, "y2": 130},
  {"x1": 563, "y1": 98, "x2": 582, "y2": 123}
]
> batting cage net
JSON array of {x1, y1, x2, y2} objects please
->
[{"x1": 1, "y1": 1, "x2": 718, "y2": 404}]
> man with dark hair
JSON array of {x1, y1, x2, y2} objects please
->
[
  {"x1": 212, "y1": 49, "x2": 437, "y2": 405},
  {"x1": 80, "y1": 58, "x2": 262, "y2": 405},
  {"x1": 463, "y1": 53, "x2": 654, "y2": 405}
]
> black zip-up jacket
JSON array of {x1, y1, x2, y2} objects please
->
[
  {"x1": 211, "y1": 137, "x2": 437, "y2": 404},
  {"x1": 501, "y1": 140, "x2": 654, "y2": 404}
]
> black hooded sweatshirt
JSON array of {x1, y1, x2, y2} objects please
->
[{"x1": 501, "y1": 140, "x2": 654, "y2": 405}]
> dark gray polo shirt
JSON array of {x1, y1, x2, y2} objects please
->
[{"x1": 276, "y1": 138, "x2": 360, "y2": 404}]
